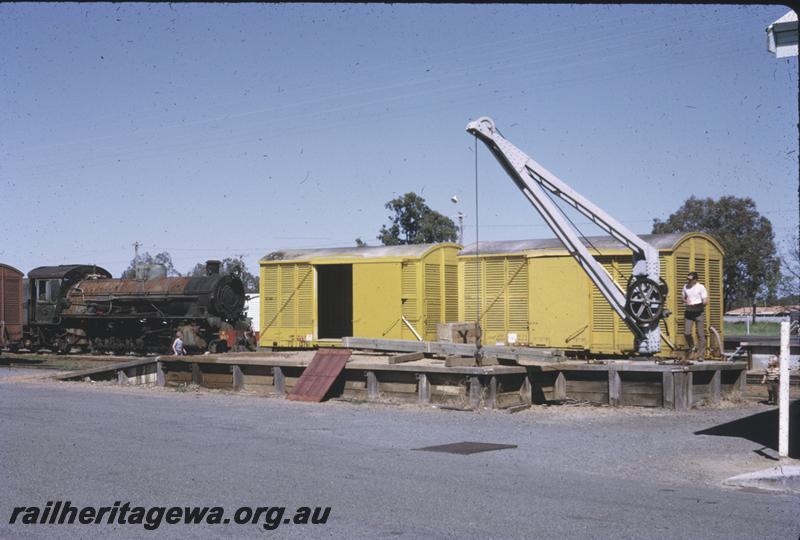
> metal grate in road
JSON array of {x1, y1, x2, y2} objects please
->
[{"x1": 413, "y1": 441, "x2": 517, "y2": 455}]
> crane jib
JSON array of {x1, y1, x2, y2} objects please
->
[{"x1": 466, "y1": 116, "x2": 667, "y2": 355}]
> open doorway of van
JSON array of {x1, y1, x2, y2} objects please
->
[{"x1": 316, "y1": 264, "x2": 353, "y2": 339}]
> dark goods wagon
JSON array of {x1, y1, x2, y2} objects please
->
[
  {"x1": 0, "y1": 263, "x2": 24, "y2": 350},
  {"x1": 27, "y1": 262, "x2": 247, "y2": 354}
]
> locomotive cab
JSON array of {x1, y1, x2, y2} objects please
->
[
  {"x1": 32, "y1": 278, "x2": 61, "y2": 323},
  {"x1": 25, "y1": 265, "x2": 112, "y2": 352},
  {"x1": 27, "y1": 265, "x2": 112, "y2": 326}
]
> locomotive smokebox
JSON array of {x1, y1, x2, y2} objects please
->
[{"x1": 206, "y1": 260, "x2": 221, "y2": 276}]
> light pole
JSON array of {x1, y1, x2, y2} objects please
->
[{"x1": 451, "y1": 196, "x2": 464, "y2": 244}]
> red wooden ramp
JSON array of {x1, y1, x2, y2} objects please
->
[{"x1": 287, "y1": 348, "x2": 352, "y2": 402}]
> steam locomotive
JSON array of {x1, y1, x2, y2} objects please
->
[{"x1": 1, "y1": 260, "x2": 249, "y2": 354}]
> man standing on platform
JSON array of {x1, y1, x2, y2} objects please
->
[{"x1": 682, "y1": 271, "x2": 708, "y2": 360}]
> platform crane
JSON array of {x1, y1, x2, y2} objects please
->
[{"x1": 466, "y1": 117, "x2": 669, "y2": 355}]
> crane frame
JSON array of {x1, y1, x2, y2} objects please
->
[{"x1": 466, "y1": 116, "x2": 667, "y2": 354}]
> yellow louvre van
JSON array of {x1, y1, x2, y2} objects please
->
[
  {"x1": 457, "y1": 232, "x2": 723, "y2": 357},
  {"x1": 259, "y1": 243, "x2": 461, "y2": 348}
]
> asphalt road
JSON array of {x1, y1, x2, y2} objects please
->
[
  {"x1": 0, "y1": 368, "x2": 42, "y2": 378},
  {"x1": 1, "y1": 371, "x2": 798, "y2": 539}
]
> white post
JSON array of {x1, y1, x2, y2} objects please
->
[{"x1": 778, "y1": 321, "x2": 790, "y2": 458}]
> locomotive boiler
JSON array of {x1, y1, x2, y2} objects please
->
[{"x1": 26, "y1": 261, "x2": 247, "y2": 354}]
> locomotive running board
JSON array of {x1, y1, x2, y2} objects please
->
[{"x1": 286, "y1": 348, "x2": 352, "y2": 402}]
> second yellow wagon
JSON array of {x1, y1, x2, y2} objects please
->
[{"x1": 457, "y1": 232, "x2": 724, "y2": 357}]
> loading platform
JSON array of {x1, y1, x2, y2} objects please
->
[{"x1": 54, "y1": 345, "x2": 749, "y2": 411}]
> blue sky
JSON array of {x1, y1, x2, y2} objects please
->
[{"x1": 1, "y1": 4, "x2": 797, "y2": 278}]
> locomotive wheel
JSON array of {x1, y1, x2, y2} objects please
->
[
  {"x1": 625, "y1": 276, "x2": 665, "y2": 326},
  {"x1": 55, "y1": 338, "x2": 70, "y2": 355},
  {"x1": 90, "y1": 338, "x2": 104, "y2": 355}
]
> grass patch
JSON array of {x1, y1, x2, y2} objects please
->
[{"x1": 723, "y1": 321, "x2": 781, "y2": 336}]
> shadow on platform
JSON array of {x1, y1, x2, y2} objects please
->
[{"x1": 694, "y1": 400, "x2": 800, "y2": 459}]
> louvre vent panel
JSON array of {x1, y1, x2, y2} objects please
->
[
  {"x1": 708, "y1": 259, "x2": 722, "y2": 334},
  {"x1": 614, "y1": 261, "x2": 631, "y2": 334},
  {"x1": 296, "y1": 265, "x2": 313, "y2": 327},
  {"x1": 484, "y1": 260, "x2": 505, "y2": 295},
  {"x1": 462, "y1": 260, "x2": 480, "y2": 323},
  {"x1": 675, "y1": 256, "x2": 690, "y2": 340},
  {"x1": 402, "y1": 299, "x2": 418, "y2": 320},
  {"x1": 591, "y1": 258, "x2": 617, "y2": 334},
  {"x1": 279, "y1": 266, "x2": 296, "y2": 328},
  {"x1": 425, "y1": 264, "x2": 441, "y2": 335},
  {"x1": 616, "y1": 262, "x2": 632, "y2": 283},
  {"x1": 401, "y1": 263, "x2": 417, "y2": 296},
  {"x1": 592, "y1": 290, "x2": 614, "y2": 333},
  {"x1": 507, "y1": 258, "x2": 529, "y2": 332},
  {"x1": 262, "y1": 266, "x2": 279, "y2": 331},
  {"x1": 693, "y1": 258, "x2": 705, "y2": 282},
  {"x1": 401, "y1": 262, "x2": 417, "y2": 321},
  {"x1": 444, "y1": 265, "x2": 458, "y2": 322},
  {"x1": 483, "y1": 259, "x2": 506, "y2": 332}
]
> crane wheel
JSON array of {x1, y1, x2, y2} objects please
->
[{"x1": 625, "y1": 276, "x2": 667, "y2": 326}]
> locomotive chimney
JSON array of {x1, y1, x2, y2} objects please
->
[{"x1": 206, "y1": 260, "x2": 221, "y2": 276}]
